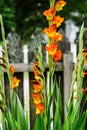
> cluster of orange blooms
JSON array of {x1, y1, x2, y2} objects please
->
[
  {"x1": 32, "y1": 0, "x2": 67, "y2": 115},
  {"x1": 32, "y1": 62, "x2": 45, "y2": 115},
  {"x1": 10, "y1": 65, "x2": 20, "y2": 89},
  {"x1": 42, "y1": 0, "x2": 67, "y2": 62}
]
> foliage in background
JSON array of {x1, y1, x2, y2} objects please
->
[
  {"x1": 0, "y1": 0, "x2": 16, "y2": 39},
  {"x1": 14, "y1": 0, "x2": 87, "y2": 41},
  {"x1": 62, "y1": 0, "x2": 87, "y2": 26},
  {"x1": 1, "y1": 0, "x2": 87, "y2": 41}
]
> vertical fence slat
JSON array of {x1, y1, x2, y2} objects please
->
[
  {"x1": 63, "y1": 52, "x2": 73, "y2": 117},
  {"x1": 23, "y1": 45, "x2": 30, "y2": 130}
]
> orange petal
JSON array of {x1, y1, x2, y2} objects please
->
[
  {"x1": 52, "y1": 15, "x2": 64, "y2": 28},
  {"x1": 12, "y1": 76, "x2": 20, "y2": 89},
  {"x1": 53, "y1": 33, "x2": 63, "y2": 42},
  {"x1": 55, "y1": 0, "x2": 67, "y2": 11},
  {"x1": 32, "y1": 93, "x2": 42, "y2": 105},
  {"x1": 45, "y1": 43, "x2": 58, "y2": 56},
  {"x1": 82, "y1": 88, "x2": 87, "y2": 93},
  {"x1": 42, "y1": 24, "x2": 56, "y2": 38},
  {"x1": 35, "y1": 103, "x2": 45, "y2": 115},
  {"x1": 32, "y1": 80, "x2": 43, "y2": 92},
  {"x1": 9, "y1": 65, "x2": 15, "y2": 75},
  {"x1": 54, "y1": 50, "x2": 62, "y2": 62},
  {"x1": 43, "y1": 7, "x2": 56, "y2": 20}
]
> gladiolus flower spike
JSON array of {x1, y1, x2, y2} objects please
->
[
  {"x1": 32, "y1": 45, "x2": 45, "y2": 115},
  {"x1": 42, "y1": 0, "x2": 67, "y2": 63},
  {"x1": 32, "y1": 0, "x2": 67, "y2": 116}
]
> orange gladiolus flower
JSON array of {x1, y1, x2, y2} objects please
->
[
  {"x1": 84, "y1": 58, "x2": 87, "y2": 63},
  {"x1": 82, "y1": 49, "x2": 87, "y2": 63},
  {"x1": 43, "y1": 7, "x2": 56, "y2": 20},
  {"x1": 82, "y1": 48, "x2": 87, "y2": 52},
  {"x1": 33, "y1": 64, "x2": 41, "y2": 80},
  {"x1": 54, "y1": 50, "x2": 62, "y2": 62},
  {"x1": 12, "y1": 76, "x2": 20, "y2": 89},
  {"x1": 36, "y1": 103, "x2": 45, "y2": 115},
  {"x1": 32, "y1": 93, "x2": 42, "y2": 105},
  {"x1": 33, "y1": 64, "x2": 39, "y2": 74},
  {"x1": 82, "y1": 71, "x2": 87, "y2": 78},
  {"x1": 82, "y1": 88, "x2": 87, "y2": 93},
  {"x1": 45, "y1": 43, "x2": 58, "y2": 56},
  {"x1": 55, "y1": 0, "x2": 67, "y2": 11},
  {"x1": 32, "y1": 80, "x2": 43, "y2": 93},
  {"x1": 52, "y1": 15, "x2": 64, "y2": 28},
  {"x1": 42, "y1": 24, "x2": 56, "y2": 38},
  {"x1": 10, "y1": 65, "x2": 15, "y2": 75},
  {"x1": 82, "y1": 49, "x2": 87, "y2": 57},
  {"x1": 53, "y1": 33, "x2": 63, "y2": 42}
]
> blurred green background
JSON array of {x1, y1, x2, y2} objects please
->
[{"x1": 0, "y1": 0, "x2": 87, "y2": 42}]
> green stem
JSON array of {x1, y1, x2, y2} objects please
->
[{"x1": 50, "y1": 0, "x2": 55, "y2": 8}]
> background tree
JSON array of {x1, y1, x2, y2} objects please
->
[
  {"x1": 0, "y1": 0, "x2": 87, "y2": 41},
  {"x1": 0, "y1": 0, "x2": 16, "y2": 39}
]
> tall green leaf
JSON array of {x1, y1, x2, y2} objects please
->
[
  {"x1": 33, "y1": 115, "x2": 45, "y2": 130},
  {"x1": 16, "y1": 95, "x2": 28, "y2": 130}
]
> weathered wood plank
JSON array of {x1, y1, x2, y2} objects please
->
[
  {"x1": 63, "y1": 52, "x2": 73, "y2": 117},
  {"x1": 3, "y1": 62, "x2": 63, "y2": 72}
]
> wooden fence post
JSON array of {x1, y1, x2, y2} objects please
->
[
  {"x1": 23, "y1": 45, "x2": 30, "y2": 130},
  {"x1": 63, "y1": 52, "x2": 73, "y2": 117}
]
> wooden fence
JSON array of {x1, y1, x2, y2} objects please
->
[{"x1": 3, "y1": 52, "x2": 73, "y2": 130}]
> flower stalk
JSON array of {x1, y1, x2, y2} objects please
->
[
  {"x1": 33, "y1": 0, "x2": 66, "y2": 130},
  {"x1": 0, "y1": 15, "x2": 23, "y2": 130}
]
